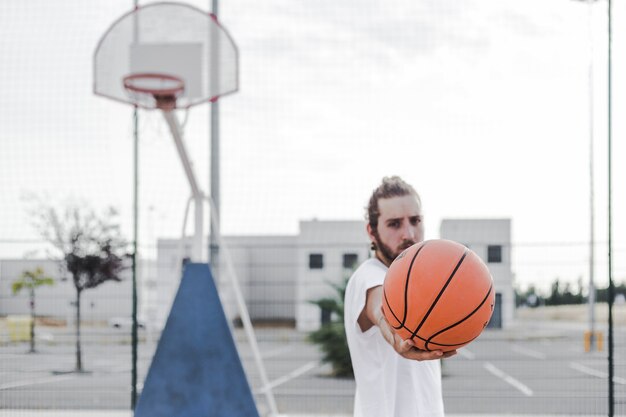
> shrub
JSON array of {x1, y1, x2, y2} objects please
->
[{"x1": 308, "y1": 277, "x2": 353, "y2": 378}]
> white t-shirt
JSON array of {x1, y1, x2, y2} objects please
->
[{"x1": 344, "y1": 258, "x2": 444, "y2": 417}]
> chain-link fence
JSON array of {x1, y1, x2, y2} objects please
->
[
  {"x1": 1, "y1": 0, "x2": 625, "y2": 415},
  {"x1": 1, "y1": 239, "x2": 624, "y2": 415}
]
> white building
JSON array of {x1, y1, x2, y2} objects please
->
[
  {"x1": 150, "y1": 235, "x2": 299, "y2": 329},
  {"x1": 152, "y1": 218, "x2": 513, "y2": 331},
  {"x1": 1, "y1": 218, "x2": 514, "y2": 331},
  {"x1": 0, "y1": 258, "x2": 134, "y2": 323},
  {"x1": 440, "y1": 218, "x2": 514, "y2": 328},
  {"x1": 295, "y1": 220, "x2": 370, "y2": 331},
  {"x1": 152, "y1": 220, "x2": 369, "y2": 332}
]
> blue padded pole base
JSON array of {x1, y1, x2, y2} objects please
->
[{"x1": 134, "y1": 263, "x2": 259, "y2": 417}]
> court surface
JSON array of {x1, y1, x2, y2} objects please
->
[{"x1": 0, "y1": 320, "x2": 624, "y2": 416}]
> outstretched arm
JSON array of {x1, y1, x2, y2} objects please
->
[{"x1": 358, "y1": 285, "x2": 457, "y2": 361}]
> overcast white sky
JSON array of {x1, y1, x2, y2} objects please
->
[{"x1": 0, "y1": 0, "x2": 624, "y2": 292}]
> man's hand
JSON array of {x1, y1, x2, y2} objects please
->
[
  {"x1": 360, "y1": 285, "x2": 457, "y2": 361},
  {"x1": 376, "y1": 308, "x2": 457, "y2": 361}
]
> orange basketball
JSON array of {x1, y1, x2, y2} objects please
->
[{"x1": 382, "y1": 239, "x2": 495, "y2": 352}]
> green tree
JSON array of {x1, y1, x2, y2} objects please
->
[
  {"x1": 596, "y1": 282, "x2": 626, "y2": 303},
  {"x1": 11, "y1": 267, "x2": 55, "y2": 353},
  {"x1": 28, "y1": 197, "x2": 129, "y2": 372},
  {"x1": 544, "y1": 278, "x2": 586, "y2": 306},
  {"x1": 515, "y1": 284, "x2": 543, "y2": 307},
  {"x1": 546, "y1": 279, "x2": 562, "y2": 306},
  {"x1": 308, "y1": 277, "x2": 353, "y2": 378}
]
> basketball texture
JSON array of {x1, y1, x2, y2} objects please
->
[{"x1": 382, "y1": 239, "x2": 495, "y2": 352}]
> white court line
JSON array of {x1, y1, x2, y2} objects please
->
[
  {"x1": 569, "y1": 362, "x2": 626, "y2": 385},
  {"x1": 483, "y1": 362, "x2": 533, "y2": 397},
  {"x1": 0, "y1": 353, "x2": 30, "y2": 359},
  {"x1": 0, "y1": 374, "x2": 77, "y2": 391},
  {"x1": 107, "y1": 366, "x2": 131, "y2": 373},
  {"x1": 457, "y1": 348, "x2": 475, "y2": 360},
  {"x1": 262, "y1": 344, "x2": 295, "y2": 359},
  {"x1": 255, "y1": 361, "x2": 318, "y2": 394},
  {"x1": 510, "y1": 345, "x2": 547, "y2": 360}
]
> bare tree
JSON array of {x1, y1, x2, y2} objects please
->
[{"x1": 28, "y1": 197, "x2": 129, "y2": 372}]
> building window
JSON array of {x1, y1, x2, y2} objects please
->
[
  {"x1": 309, "y1": 253, "x2": 324, "y2": 269},
  {"x1": 343, "y1": 253, "x2": 359, "y2": 269},
  {"x1": 487, "y1": 245, "x2": 502, "y2": 263}
]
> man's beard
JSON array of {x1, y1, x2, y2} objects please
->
[{"x1": 373, "y1": 233, "x2": 415, "y2": 264}]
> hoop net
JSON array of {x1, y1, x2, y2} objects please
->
[{"x1": 123, "y1": 73, "x2": 184, "y2": 110}]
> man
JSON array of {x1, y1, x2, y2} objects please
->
[{"x1": 344, "y1": 176, "x2": 456, "y2": 417}]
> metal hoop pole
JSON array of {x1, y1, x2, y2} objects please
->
[
  {"x1": 177, "y1": 196, "x2": 194, "y2": 268},
  {"x1": 209, "y1": 0, "x2": 221, "y2": 275},
  {"x1": 161, "y1": 110, "x2": 204, "y2": 262},
  {"x1": 206, "y1": 196, "x2": 279, "y2": 416},
  {"x1": 586, "y1": 0, "x2": 596, "y2": 352},
  {"x1": 606, "y1": 0, "x2": 614, "y2": 414},
  {"x1": 131, "y1": 0, "x2": 140, "y2": 409},
  {"x1": 131, "y1": 105, "x2": 139, "y2": 410}
]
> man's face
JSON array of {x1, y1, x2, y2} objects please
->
[{"x1": 368, "y1": 194, "x2": 424, "y2": 265}]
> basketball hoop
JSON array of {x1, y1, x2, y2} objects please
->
[{"x1": 123, "y1": 73, "x2": 184, "y2": 110}]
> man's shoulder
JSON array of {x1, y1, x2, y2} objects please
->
[
  {"x1": 348, "y1": 258, "x2": 387, "y2": 286},
  {"x1": 354, "y1": 257, "x2": 387, "y2": 274}
]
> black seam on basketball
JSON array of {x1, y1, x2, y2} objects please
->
[
  {"x1": 383, "y1": 287, "x2": 402, "y2": 327},
  {"x1": 397, "y1": 242, "x2": 428, "y2": 329},
  {"x1": 425, "y1": 334, "x2": 481, "y2": 349},
  {"x1": 398, "y1": 327, "x2": 437, "y2": 351},
  {"x1": 409, "y1": 249, "x2": 468, "y2": 340},
  {"x1": 396, "y1": 325, "x2": 460, "y2": 351},
  {"x1": 425, "y1": 327, "x2": 485, "y2": 348},
  {"x1": 391, "y1": 324, "x2": 431, "y2": 348},
  {"x1": 424, "y1": 283, "x2": 494, "y2": 350}
]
